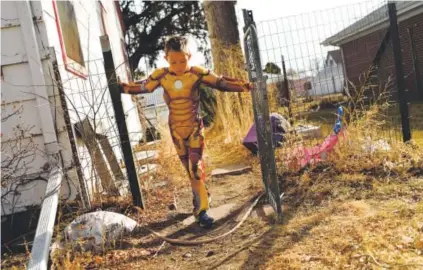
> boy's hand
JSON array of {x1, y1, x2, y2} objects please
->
[
  {"x1": 119, "y1": 82, "x2": 139, "y2": 94},
  {"x1": 118, "y1": 82, "x2": 127, "y2": 93},
  {"x1": 245, "y1": 82, "x2": 254, "y2": 92}
]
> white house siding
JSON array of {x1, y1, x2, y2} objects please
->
[
  {"x1": 40, "y1": 0, "x2": 142, "y2": 197},
  {"x1": 100, "y1": 1, "x2": 143, "y2": 147},
  {"x1": 1, "y1": 1, "x2": 76, "y2": 216},
  {"x1": 41, "y1": 0, "x2": 112, "y2": 195},
  {"x1": 309, "y1": 64, "x2": 344, "y2": 97},
  {"x1": 1, "y1": 0, "x2": 142, "y2": 214}
]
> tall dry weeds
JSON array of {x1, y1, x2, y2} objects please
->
[
  {"x1": 276, "y1": 70, "x2": 422, "y2": 177},
  {"x1": 201, "y1": 42, "x2": 257, "y2": 169},
  {"x1": 206, "y1": 42, "x2": 254, "y2": 136}
]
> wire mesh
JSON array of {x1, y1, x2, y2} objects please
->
[
  {"x1": 56, "y1": 57, "x2": 152, "y2": 203},
  {"x1": 250, "y1": 0, "x2": 422, "y2": 152},
  {"x1": 243, "y1": 10, "x2": 282, "y2": 222}
]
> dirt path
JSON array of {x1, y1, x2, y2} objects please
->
[
  {"x1": 95, "y1": 166, "x2": 423, "y2": 270},
  {"x1": 95, "y1": 171, "x2": 276, "y2": 270},
  {"x1": 3, "y1": 166, "x2": 422, "y2": 270},
  {"x1": 1, "y1": 170, "x2": 269, "y2": 270}
]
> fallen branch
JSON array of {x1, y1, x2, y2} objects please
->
[
  {"x1": 153, "y1": 241, "x2": 166, "y2": 257},
  {"x1": 356, "y1": 253, "x2": 423, "y2": 269}
]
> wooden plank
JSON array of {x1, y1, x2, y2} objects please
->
[
  {"x1": 97, "y1": 134, "x2": 125, "y2": 182},
  {"x1": 27, "y1": 168, "x2": 63, "y2": 270},
  {"x1": 211, "y1": 164, "x2": 252, "y2": 177},
  {"x1": 182, "y1": 203, "x2": 236, "y2": 226},
  {"x1": 76, "y1": 118, "x2": 119, "y2": 195},
  {"x1": 134, "y1": 150, "x2": 159, "y2": 167}
]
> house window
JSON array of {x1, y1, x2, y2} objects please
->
[
  {"x1": 97, "y1": 1, "x2": 109, "y2": 36},
  {"x1": 53, "y1": 0, "x2": 87, "y2": 78}
]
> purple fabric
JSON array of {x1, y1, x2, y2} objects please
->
[{"x1": 243, "y1": 113, "x2": 290, "y2": 154}]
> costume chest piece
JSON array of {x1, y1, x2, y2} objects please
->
[{"x1": 174, "y1": 80, "x2": 183, "y2": 90}]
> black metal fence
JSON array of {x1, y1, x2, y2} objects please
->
[
  {"x1": 52, "y1": 41, "x2": 145, "y2": 208},
  {"x1": 243, "y1": 10, "x2": 283, "y2": 222},
  {"x1": 242, "y1": 1, "x2": 423, "y2": 218},
  {"x1": 244, "y1": 1, "x2": 422, "y2": 147}
]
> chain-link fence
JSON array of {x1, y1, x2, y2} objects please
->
[
  {"x1": 255, "y1": 1, "x2": 422, "y2": 145},
  {"x1": 242, "y1": 1, "x2": 423, "y2": 218},
  {"x1": 52, "y1": 44, "x2": 146, "y2": 208},
  {"x1": 243, "y1": 10, "x2": 283, "y2": 222}
]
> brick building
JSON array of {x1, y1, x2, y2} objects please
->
[{"x1": 322, "y1": 1, "x2": 423, "y2": 100}]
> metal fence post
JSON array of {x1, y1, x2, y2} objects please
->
[
  {"x1": 50, "y1": 48, "x2": 91, "y2": 209},
  {"x1": 281, "y1": 55, "x2": 294, "y2": 125},
  {"x1": 101, "y1": 36, "x2": 145, "y2": 208},
  {"x1": 388, "y1": 3, "x2": 412, "y2": 142},
  {"x1": 243, "y1": 9, "x2": 283, "y2": 223}
]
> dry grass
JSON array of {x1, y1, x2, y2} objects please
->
[
  {"x1": 115, "y1": 71, "x2": 423, "y2": 269},
  {"x1": 207, "y1": 40, "x2": 254, "y2": 141},
  {"x1": 263, "y1": 195, "x2": 423, "y2": 269},
  {"x1": 3, "y1": 56, "x2": 423, "y2": 270},
  {"x1": 261, "y1": 80, "x2": 423, "y2": 269},
  {"x1": 255, "y1": 159, "x2": 423, "y2": 270},
  {"x1": 200, "y1": 42, "x2": 256, "y2": 169}
]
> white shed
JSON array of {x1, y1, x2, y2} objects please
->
[{"x1": 1, "y1": 0, "x2": 142, "y2": 229}]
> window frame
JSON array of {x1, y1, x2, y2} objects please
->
[
  {"x1": 52, "y1": 0, "x2": 87, "y2": 79},
  {"x1": 97, "y1": 1, "x2": 109, "y2": 36}
]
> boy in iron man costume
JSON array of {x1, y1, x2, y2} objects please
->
[{"x1": 120, "y1": 36, "x2": 251, "y2": 228}]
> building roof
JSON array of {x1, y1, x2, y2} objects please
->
[
  {"x1": 322, "y1": 1, "x2": 423, "y2": 46},
  {"x1": 326, "y1": 50, "x2": 342, "y2": 64}
]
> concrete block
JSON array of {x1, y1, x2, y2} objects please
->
[{"x1": 295, "y1": 125, "x2": 322, "y2": 140}]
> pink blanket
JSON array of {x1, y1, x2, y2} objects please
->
[{"x1": 285, "y1": 131, "x2": 344, "y2": 170}]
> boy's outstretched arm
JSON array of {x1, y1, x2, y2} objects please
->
[
  {"x1": 120, "y1": 68, "x2": 168, "y2": 95},
  {"x1": 193, "y1": 66, "x2": 252, "y2": 92}
]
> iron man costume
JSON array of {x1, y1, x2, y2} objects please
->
[{"x1": 122, "y1": 66, "x2": 250, "y2": 216}]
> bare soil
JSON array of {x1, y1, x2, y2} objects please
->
[{"x1": 2, "y1": 166, "x2": 423, "y2": 270}]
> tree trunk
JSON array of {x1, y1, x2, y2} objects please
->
[
  {"x1": 203, "y1": 1, "x2": 252, "y2": 140},
  {"x1": 203, "y1": 1, "x2": 240, "y2": 74}
]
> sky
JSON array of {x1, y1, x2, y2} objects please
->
[{"x1": 142, "y1": 0, "x2": 387, "y2": 75}]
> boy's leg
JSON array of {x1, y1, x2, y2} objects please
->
[
  {"x1": 188, "y1": 126, "x2": 210, "y2": 217},
  {"x1": 171, "y1": 125, "x2": 213, "y2": 228},
  {"x1": 171, "y1": 130, "x2": 190, "y2": 175},
  {"x1": 171, "y1": 128, "x2": 208, "y2": 214}
]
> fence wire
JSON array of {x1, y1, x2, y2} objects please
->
[
  {"x1": 54, "y1": 56, "x2": 155, "y2": 205},
  {"x1": 251, "y1": 0, "x2": 422, "y2": 149},
  {"x1": 243, "y1": 10, "x2": 283, "y2": 222}
]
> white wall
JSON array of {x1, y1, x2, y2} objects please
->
[
  {"x1": 1, "y1": 0, "x2": 143, "y2": 214},
  {"x1": 1, "y1": 1, "x2": 77, "y2": 215},
  {"x1": 100, "y1": 0, "x2": 143, "y2": 146},
  {"x1": 40, "y1": 0, "x2": 143, "y2": 197},
  {"x1": 309, "y1": 64, "x2": 344, "y2": 96}
]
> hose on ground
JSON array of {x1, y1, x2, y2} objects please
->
[{"x1": 144, "y1": 192, "x2": 264, "y2": 246}]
